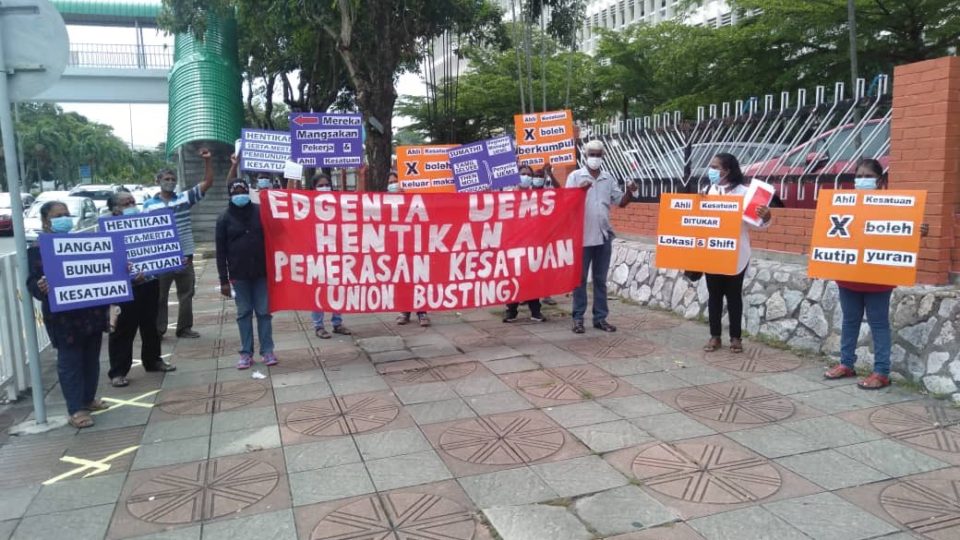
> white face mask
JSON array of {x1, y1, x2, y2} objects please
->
[{"x1": 586, "y1": 157, "x2": 603, "y2": 170}]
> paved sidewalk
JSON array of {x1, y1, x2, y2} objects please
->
[{"x1": 0, "y1": 259, "x2": 954, "y2": 540}]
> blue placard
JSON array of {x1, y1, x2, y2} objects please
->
[
  {"x1": 98, "y1": 209, "x2": 184, "y2": 277},
  {"x1": 447, "y1": 135, "x2": 521, "y2": 192},
  {"x1": 240, "y1": 129, "x2": 291, "y2": 173},
  {"x1": 38, "y1": 232, "x2": 133, "y2": 313},
  {"x1": 289, "y1": 113, "x2": 364, "y2": 168}
]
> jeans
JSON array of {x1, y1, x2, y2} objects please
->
[
  {"x1": 839, "y1": 287, "x2": 892, "y2": 376},
  {"x1": 572, "y1": 238, "x2": 612, "y2": 323},
  {"x1": 157, "y1": 261, "x2": 195, "y2": 335},
  {"x1": 233, "y1": 277, "x2": 274, "y2": 356},
  {"x1": 401, "y1": 312, "x2": 427, "y2": 318},
  {"x1": 57, "y1": 334, "x2": 103, "y2": 415},
  {"x1": 109, "y1": 280, "x2": 162, "y2": 378},
  {"x1": 311, "y1": 311, "x2": 343, "y2": 329},
  {"x1": 706, "y1": 269, "x2": 747, "y2": 339}
]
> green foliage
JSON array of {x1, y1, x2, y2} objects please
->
[{"x1": 3, "y1": 103, "x2": 168, "y2": 191}]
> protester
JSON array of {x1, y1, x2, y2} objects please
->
[
  {"x1": 27, "y1": 201, "x2": 110, "y2": 428},
  {"x1": 256, "y1": 173, "x2": 273, "y2": 191},
  {"x1": 824, "y1": 158, "x2": 928, "y2": 389},
  {"x1": 701, "y1": 153, "x2": 772, "y2": 354},
  {"x1": 533, "y1": 165, "x2": 558, "y2": 306},
  {"x1": 504, "y1": 164, "x2": 546, "y2": 322},
  {"x1": 216, "y1": 179, "x2": 277, "y2": 369},
  {"x1": 144, "y1": 148, "x2": 215, "y2": 339},
  {"x1": 388, "y1": 174, "x2": 430, "y2": 326},
  {"x1": 310, "y1": 174, "x2": 352, "y2": 338},
  {"x1": 565, "y1": 140, "x2": 639, "y2": 334},
  {"x1": 105, "y1": 191, "x2": 175, "y2": 387}
]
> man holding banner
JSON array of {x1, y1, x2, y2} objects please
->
[{"x1": 565, "y1": 140, "x2": 639, "y2": 334}]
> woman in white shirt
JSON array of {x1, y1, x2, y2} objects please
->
[{"x1": 702, "y1": 153, "x2": 772, "y2": 353}]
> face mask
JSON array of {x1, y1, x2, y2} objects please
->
[
  {"x1": 231, "y1": 194, "x2": 251, "y2": 207},
  {"x1": 50, "y1": 216, "x2": 74, "y2": 233},
  {"x1": 122, "y1": 207, "x2": 140, "y2": 216},
  {"x1": 160, "y1": 180, "x2": 176, "y2": 193},
  {"x1": 387, "y1": 183, "x2": 400, "y2": 193},
  {"x1": 317, "y1": 186, "x2": 332, "y2": 192},
  {"x1": 707, "y1": 168, "x2": 722, "y2": 185},
  {"x1": 854, "y1": 177, "x2": 878, "y2": 190},
  {"x1": 257, "y1": 179, "x2": 272, "y2": 190},
  {"x1": 519, "y1": 175, "x2": 532, "y2": 188},
  {"x1": 532, "y1": 177, "x2": 545, "y2": 188},
  {"x1": 586, "y1": 157, "x2": 603, "y2": 170}
]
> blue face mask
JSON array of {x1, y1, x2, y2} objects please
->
[
  {"x1": 50, "y1": 216, "x2": 74, "y2": 233},
  {"x1": 122, "y1": 206, "x2": 140, "y2": 216},
  {"x1": 387, "y1": 183, "x2": 400, "y2": 193},
  {"x1": 707, "y1": 168, "x2": 722, "y2": 185},
  {"x1": 854, "y1": 177, "x2": 878, "y2": 190},
  {"x1": 231, "y1": 194, "x2": 251, "y2": 207},
  {"x1": 532, "y1": 177, "x2": 545, "y2": 188},
  {"x1": 257, "y1": 179, "x2": 272, "y2": 190},
  {"x1": 519, "y1": 175, "x2": 532, "y2": 188}
]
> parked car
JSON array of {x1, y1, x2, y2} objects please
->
[
  {"x1": 628, "y1": 142, "x2": 790, "y2": 180},
  {"x1": 24, "y1": 196, "x2": 100, "y2": 242},
  {"x1": 743, "y1": 121, "x2": 889, "y2": 178},
  {"x1": 69, "y1": 184, "x2": 124, "y2": 214},
  {"x1": 0, "y1": 193, "x2": 37, "y2": 235}
]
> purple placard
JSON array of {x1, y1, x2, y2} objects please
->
[
  {"x1": 447, "y1": 135, "x2": 521, "y2": 192},
  {"x1": 289, "y1": 113, "x2": 363, "y2": 168},
  {"x1": 98, "y1": 209, "x2": 184, "y2": 277},
  {"x1": 240, "y1": 129, "x2": 291, "y2": 173},
  {"x1": 38, "y1": 232, "x2": 133, "y2": 313}
]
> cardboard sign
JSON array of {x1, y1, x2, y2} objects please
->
[
  {"x1": 282, "y1": 160, "x2": 304, "y2": 181},
  {"x1": 39, "y1": 232, "x2": 133, "y2": 313},
  {"x1": 289, "y1": 113, "x2": 363, "y2": 168},
  {"x1": 239, "y1": 129, "x2": 291, "y2": 173},
  {"x1": 655, "y1": 194, "x2": 744, "y2": 275},
  {"x1": 447, "y1": 136, "x2": 521, "y2": 192},
  {"x1": 743, "y1": 179, "x2": 775, "y2": 226},
  {"x1": 807, "y1": 189, "x2": 927, "y2": 286},
  {"x1": 259, "y1": 189, "x2": 586, "y2": 313},
  {"x1": 98, "y1": 209, "x2": 184, "y2": 277},
  {"x1": 514, "y1": 109, "x2": 577, "y2": 168},
  {"x1": 397, "y1": 145, "x2": 456, "y2": 193}
]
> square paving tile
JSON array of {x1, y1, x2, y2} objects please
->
[
  {"x1": 594, "y1": 358, "x2": 662, "y2": 377},
  {"x1": 451, "y1": 375, "x2": 512, "y2": 397},
  {"x1": 569, "y1": 420, "x2": 654, "y2": 453},
  {"x1": 322, "y1": 361, "x2": 380, "y2": 381},
  {"x1": 458, "y1": 467, "x2": 559, "y2": 508},
  {"x1": 688, "y1": 506, "x2": 809, "y2": 540},
  {"x1": 836, "y1": 439, "x2": 949, "y2": 477},
  {"x1": 573, "y1": 485, "x2": 680, "y2": 536},
  {"x1": 392, "y1": 381, "x2": 458, "y2": 404},
  {"x1": 483, "y1": 504, "x2": 593, "y2": 540},
  {"x1": 86, "y1": 405, "x2": 154, "y2": 432},
  {"x1": 599, "y1": 394, "x2": 676, "y2": 419},
  {"x1": 161, "y1": 370, "x2": 218, "y2": 389},
  {"x1": 364, "y1": 450, "x2": 453, "y2": 491},
  {"x1": 270, "y1": 369, "x2": 328, "y2": 389},
  {"x1": 200, "y1": 508, "x2": 297, "y2": 540},
  {"x1": 544, "y1": 401, "x2": 620, "y2": 428},
  {"x1": 151, "y1": 380, "x2": 274, "y2": 422},
  {"x1": 354, "y1": 426, "x2": 432, "y2": 461},
  {"x1": 782, "y1": 415, "x2": 881, "y2": 448},
  {"x1": 483, "y1": 356, "x2": 540, "y2": 374},
  {"x1": 622, "y1": 372, "x2": 694, "y2": 393},
  {"x1": 273, "y1": 383, "x2": 333, "y2": 404},
  {"x1": 0, "y1": 520, "x2": 17, "y2": 540},
  {"x1": 726, "y1": 424, "x2": 829, "y2": 458},
  {"x1": 406, "y1": 398, "x2": 477, "y2": 425},
  {"x1": 0, "y1": 485, "x2": 39, "y2": 521},
  {"x1": 211, "y1": 406, "x2": 277, "y2": 434},
  {"x1": 604, "y1": 523, "x2": 707, "y2": 540},
  {"x1": 791, "y1": 387, "x2": 879, "y2": 414},
  {"x1": 672, "y1": 366, "x2": 738, "y2": 386},
  {"x1": 751, "y1": 373, "x2": 831, "y2": 395},
  {"x1": 25, "y1": 473, "x2": 125, "y2": 517},
  {"x1": 132, "y1": 435, "x2": 209, "y2": 470},
  {"x1": 289, "y1": 462, "x2": 376, "y2": 509},
  {"x1": 141, "y1": 416, "x2": 212, "y2": 444},
  {"x1": 12, "y1": 503, "x2": 115, "y2": 540},
  {"x1": 464, "y1": 390, "x2": 534, "y2": 416},
  {"x1": 209, "y1": 425, "x2": 282, "y2": 458},
  {"x1": 283, "y1": 437, "x2": 361, "y2": 473},
  {"x1": 764, "y1": 492, "x2": 899, "y2": 540},
  {"x1": 775, "y1": 449, "x2": 890, "y2": 490},
  {"x1": 277, "y1": 391, "x2": 414, "y2": 446},
  {"x1": 530, "y1": 455, "x2": 630, "y2": 497},
  {"x1": 329, "y1": 375, "x2": 389, "y2": 395},
  {"x1": 629, "y1": 413, "x2": 717, "y2": 442}
]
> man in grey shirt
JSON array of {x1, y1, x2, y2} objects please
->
[{"x1": 565, "y1": 140, "x2": 639, "y2": 334}]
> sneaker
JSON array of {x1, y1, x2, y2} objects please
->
[
  {"x1": 593, "y1": 321, "x2": 617, "y2": 332},
  {"x1": 332, "y1": 325, "x2": 352, "y2": 335},
  {"x1": 530, "y1": 313, "x2": 546, "y2": 322},
  {"x1": 236, "y1": 354, "x2": 253, "y2": 370},
  {"x1": 503, "y1": 312, "x2": 518, "y2": 323},
  {"x1": 396, "y1": 314, "x2": 411, "y2": 325},
  {"x1": 262, "y1": 353, "x2": 278, "y2": 366},
  {"x1": 176, "y1": 329, "x2": 201, "y2": 339},
  {"x1": 418, "y1": 314, "x2": 431, "y2": 327},
  {"x1": 315, "y1": 327, "x2": 332, "y2": 339},
  {"x1": 572, "y1": 321, "x2": 585, "y2": 334}
]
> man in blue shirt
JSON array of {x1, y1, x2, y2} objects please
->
[{"x1": 143, "y1": 148, "x2": 215, "y2": 338}]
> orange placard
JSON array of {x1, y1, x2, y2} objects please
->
[
  {"x1": 655, "y1": 194, "x2": 744, "y2": 275},
  {"x1": 396, "y1": 145, "x2": 456, "y2": 193},
  {"x1": 514, "y1": 109, "x2": 576, "y2": 169},
  {"x1": 807, "y1": 189, "x2": 927, "y2": 286}
]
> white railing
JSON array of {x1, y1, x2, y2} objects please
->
[{"x1": 0, "y1": 253, "x2": 49, "y2": 401}]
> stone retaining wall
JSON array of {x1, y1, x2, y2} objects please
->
[{"x1": 607, "y1": 239, "x2": 960, "y2": 399}]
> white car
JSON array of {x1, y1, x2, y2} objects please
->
[
  {"x1": 24, "y1": 196, "x2": 100, "y2": 241},
  {"x1": 69, "y1": 184, "x2": 124, "y2": 214}
]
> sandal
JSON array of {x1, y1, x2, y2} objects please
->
[
  {"x1": 86, "y1": 398, "x2": 110, "y2": 412},
  {"x1": 703, "y1": 337, "x2": 721, "y2": 352},
  {"x1": 730, "y1": 338, "x2": 744, "y2": 354},
  {"x1": 824, "y1": 365, "x2": 857, "y2": 380},
  {"x1": 110, "y1": 376, "x2": 129, "y2": 388},
  {"x1": 857, "y1": 373, "x2": 891, "y2": 390},
  {"x1": 68, "y1": 411, "x2": 94, "y2": 429}
]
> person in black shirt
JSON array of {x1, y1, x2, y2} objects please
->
[{"x1": 216, "y1": 179, "x2": 277, "y2": 369}]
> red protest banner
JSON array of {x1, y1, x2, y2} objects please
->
[{"x1": 259, "y1": 189, "x2": 586, "y2": 313}]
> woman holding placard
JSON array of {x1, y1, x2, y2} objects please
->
[
  {"x1": 823, "y1": 158, "x2": 928, "y2": 390},
  {"x1": 702, "y1": 153, "x2": 772, "y2": 354},
  {"x1": 27, "y1": 201, "x2": 112, "y2": 429}
]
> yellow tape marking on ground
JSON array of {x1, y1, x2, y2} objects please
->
[
  {"x1": 93, "y1": 389, "x2": 160, "y2": 415},
  {"x1": 42, "y1": 445, "x2": 140, "y2": 485}
]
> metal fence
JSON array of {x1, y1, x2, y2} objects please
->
[
  {"x1": 0, "y1": 254, "x2": 49, "y2": 402},
  {"x1": 68, "y1": 43, "x2": 174, "y2": 70},
  {"x1": 578, "y1": 75, "x2": 892, "y2": 208}
]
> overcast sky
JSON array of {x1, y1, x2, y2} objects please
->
[{"x1": 59, "y1": 25, "x2": 424, "y2": 150}]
